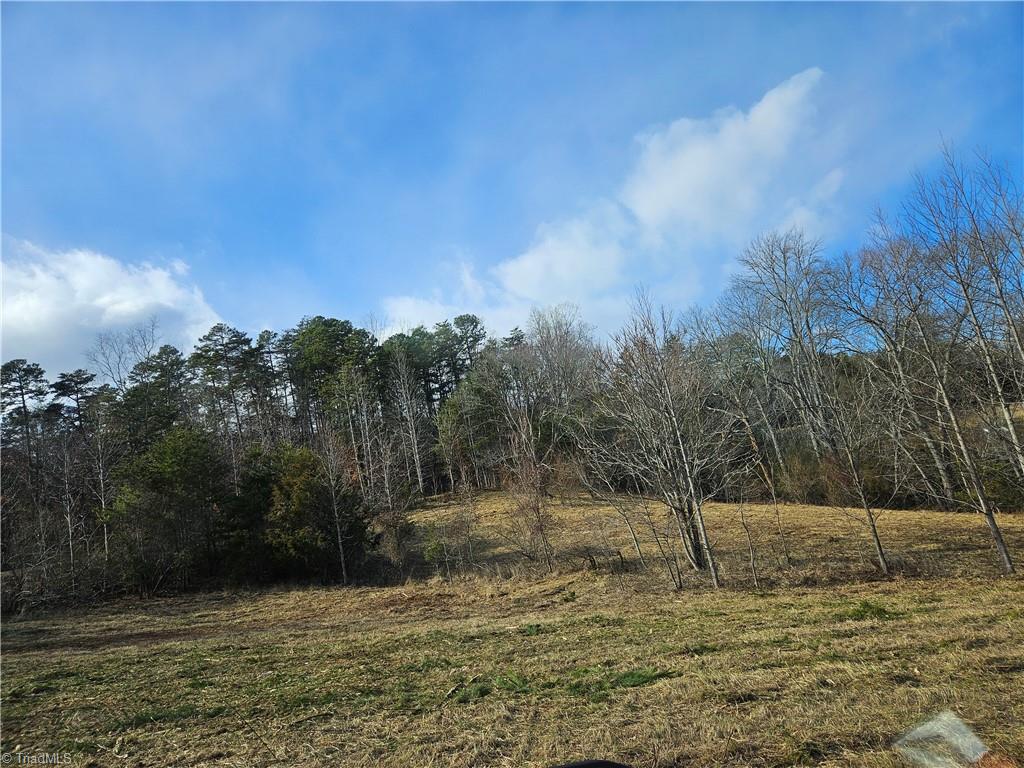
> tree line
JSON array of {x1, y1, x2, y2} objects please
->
[{"x1": 2, "y1": 151, "x2": 1021, "y2": 608}]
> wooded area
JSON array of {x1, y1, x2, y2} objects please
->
[{"x1": 3, "y1": 151, "x2": 1022, "y2": 608}]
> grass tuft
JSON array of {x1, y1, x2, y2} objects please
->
[
  {"x1": 519, "y1": 623, "x2": 549, "y2": 636},
  {"x1": 493, "y1": 672, "x2": 531, "y2": 693},
  {"x1": 452, "y1": 681, "x2": 492, "y2": 704},
  {"x1": 835, "y1": 599, "x2": 903, "y2": 622}
]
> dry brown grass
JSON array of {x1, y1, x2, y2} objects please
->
[
  {"x1": 3, "y1": 495, "x2": 1023, "y2": 767},
  {"x1": 413, "y1": 491, "x2": 1024, "y2": 586}
]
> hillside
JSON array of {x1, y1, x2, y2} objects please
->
[
  {"x1": 408, "y1": 491, "x2": 1023, "y2": 586},
  {"x1": 3, "y1": 494, "x2": 1022, "y2": 767}
]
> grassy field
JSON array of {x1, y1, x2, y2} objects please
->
[{"x1": 3, "y1": 495, "x2": 1023, "y2": 767}]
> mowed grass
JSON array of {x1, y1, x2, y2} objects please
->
[{"x1": 2, "y1": 496, "x2": 1023, "y2": 767}]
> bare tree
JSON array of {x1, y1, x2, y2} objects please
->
[
  {"x1": 390, "y1": 346, "x2": 427, "y2": 495},
  {"x1": 697, "y1": 308, "x2": 793, "y2": 566},
  {"x1": 315, "y1": 425, "x2": 358, "y2": 584},
  {"x1": 569, "y1": 427, "x2": 648, "y2": 571},
  {"x1": 82, "y1": 394, "x2": 122, "y2": 588},
  {"x1": 471, "y1": 308, "x2": 594, "y2": 570},
  {"x1": 868, "y1": 184, "x2": 1018, "y2": 574},
  {"x1": 738, "y1": 231, "x2": 893, "y2": 576},
  {"x1": 828, "y1": 239, "x2": 960, "y2": 508},
  {"x1": 87, "y1": 318, "x2": 160, "y2": 393},
  {"x1": 582, "y1": 297, "x2": 743, "y2": 588},
  {"x1": 904, "y1": 150, "x2": 1024, "y2": 483}
]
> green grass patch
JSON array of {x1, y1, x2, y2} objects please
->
[
  {"x1": 519, "y1": 623, "x2": 550, "y2": 636},
  {"x1": 453, "y1": 680, "x2": 492, "y2": 703},
  {"x1": 610, "y1": 668, "x2": 675, "y2": 688},
  {"x1": 681, "y1": 641, "x2": 720, "y2": 656},
  {"x1": 493, "y1": 672, "x2": 531, "y2": 693},
  {"x1": 834, "y1": 600, "x2": 902, "y2": 622},
  {"x1": 564, "y1": 666, "x2": 676, "y2": 700}
]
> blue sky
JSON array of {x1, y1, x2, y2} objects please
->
[{"x1": 2, "y1": 2, "x2": 1022, "y2": 376}]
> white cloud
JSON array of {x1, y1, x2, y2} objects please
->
[
  {"x1": 622, "y1": 67, "x2": 827, "y2": 245},
  {"x1": 381, "y1": 293, "x2": 531, "y2": 340},
  {"x1": 1, "y1": 238, "x2": 220, "y2": 378},
  {"x1": 781, "y1": 167, "x2": 846, "y2": 236},
  {"x1": 495, "y1": 201, "x2": 630, "y2": 305},
  {"x1": 383, "y1": 68, "x2": 845, "y2": 337},
  {"x1": 458, "y1": 262, "x2": 486, "y2": 305},
  {"x1": 381, "y1": 258, "x2": 532, "y2": 338},
  {"x1": 381, "y1": 295, "x2": 461, "y2": 335}
]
